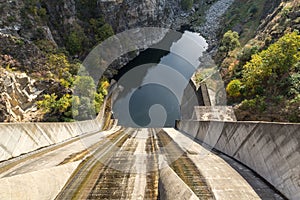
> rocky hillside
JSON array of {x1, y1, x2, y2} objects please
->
[
  {"x1": 0, "y1": 0, "x2": 187, "y2": 122},
  {"x1": 0, "y1": 67, "x2": 42, "y2": 122},
  {"x1": 219, "y1": 0, "x2": 300, "y2": 122},
  {"x1": 0, "y1": 0, "x2": 299, "y2": 122}
]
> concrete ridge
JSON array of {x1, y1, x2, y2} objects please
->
[{"x1": 159, "y1": 165, "x2": 199, "y2": 200}]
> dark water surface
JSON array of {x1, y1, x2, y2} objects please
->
[{"x1": 112, "y1": 31, "x2": 207, "y2": 127}]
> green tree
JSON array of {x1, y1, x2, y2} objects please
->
[
  {"x1": 226, "y1": 79, "x2": 242, "y2": 97},
  {"x1": 72, "y1": 76, "x2": 109, "y2": 119},
  {"x1": 65, "y1": 24, "x2": 87, "y2": 56},
  {"x1": 47, "y1": 53, "x2": 74, "y2": 87},
  {"x1": 220, "y1": 30, "x2": 240, "y2": 54},
  {"x1": 73, "y1": 76, "x2": 96, "y2": 97},
  {"x1": 242, "y1": 32, "x2": 300, "y2": 96},
  {"x1": 89, "y1": 18, "x2": 114, "y2": 43},
  {"x1": 38, "y1": 94, "x2": 73, "y2": 121},
  {"x1": 95, "y1": 23, "x2": 114, "y2": 43},
  {"x1": 37, "y1": 94, "x2": 58, "y2": 113},
  {"x1": 66, "y1": 31, "x2": 83, "y2": 55},
  {"x1": 181, "y1": 0, "x2": 194, "y2": 11}
]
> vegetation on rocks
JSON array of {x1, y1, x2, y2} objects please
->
[
  {"x1": 212, "y1": 0, "x2": 300, "y2": 122},
  {"x1": 0, "y1": 0, "x2": 299, "y2": 123},
  {"x1": 224, "y1": 31, "x2": 300, "y2": 122},
  {"x1": 219, "y1": 30, "x2": 240, "y2": 54},
  {"x1": 181, "y1": 0, "x2": 194, "y2": 10},
  {"x1": 0, "y1": 0, "x2": 116, "y2": 122}
]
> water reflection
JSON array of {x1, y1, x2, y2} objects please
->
[{"x1": 113, "y1": 31, "x2": 208, "y2": 127}]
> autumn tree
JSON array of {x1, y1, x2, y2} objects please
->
[{"x1": 242, "y1": 31, "x2": 300, "y2": 96}]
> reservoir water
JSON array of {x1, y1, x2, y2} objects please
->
[{"x1": 112, "y1": 30, "x2": 208, "y2": 128}]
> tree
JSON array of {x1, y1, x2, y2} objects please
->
[
  {"x1": 72, "y1": 76, "x2": 109, "y2": 120},
  {"x1": 37, "y1": 93, "x2": 73, "y2": 121},
  {"x1": 181, "y1": 0, "x2": 194, "y2": 11},
  {"x1": 73, "y1": 76, "x2": 96, "y2": 97},
  {"x1": 66, "y1": 32, "x2": 82, "y2": 55},
  {"x1": 226, "y1": 79, "x2": 242, "y2": 97},
  {"x1": 47, "y1": 53, "x2": 71, "y2": 79},
  {"x1": 242, "y1": 32, "x2": 300, "y2": 96},
  {"x1": 95, "y1": 23, "x2": 114, "y2": 43},
  {"x1": 65, "y1": 25, "x2": 87, "y2": 55},
  {"x1": 220, "y1": 30, "x2": 240, "y2": 54}
]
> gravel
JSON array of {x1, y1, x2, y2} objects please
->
[{"x1": 195, "y1": 0, "x2": 235, "y2": 47}]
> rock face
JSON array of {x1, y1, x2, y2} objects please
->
[
  {"x1": 255, "y1": 0, "x2": 300, "y2": 43},
  {"x1": 97, "y1": 0, "x2": 181, "y2": 32},
  {"x1": 0, "y1": 68, "x2": 43, "y2": 122}
]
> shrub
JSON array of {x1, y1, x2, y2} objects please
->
[
  {"x1": 220, "y1": 30, "x2": 240, "y2": 54},
  {"x1": 38, "y1": 93, "x2": 72, "y2": 116},
  {"x1": 240, "y1": 96, "x2": 266, "y2": 112},
  {"x1": 226, "y1": 79, "x2": 242, "y2": 97},
  {"x1": 249, "y1": 5, "x2": 258, "y2": 15},
  {"x1": 237, "y1": 45, "x2": 259, "y2": 63},
  {"x1": 37, "y1": 94, "x2": 58, "y2": 113},
  {"x1": 181, "y1": 0, "x2": 194, "y2": 11},
  {"x1": 95, "y1": 23, "x2": 114, "y2": 43},
  {"x1": 73, "y1": 76, "x2": 96, "y2": 97},
  {"x1": 242, "y1": 32, "x2": 300, "y2": 96},
  {"x1": 66, "y1": 31, "x2": 84, "y2": 55}
]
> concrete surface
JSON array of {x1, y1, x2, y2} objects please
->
[
  {"x1": 0, "y1": 126, "x2": 288, "y2": 200},
  {"x1": 159, "y1": 165, "x2": 199, "y2": 200},
  {"x1": 192, "y1": 106, "x2": 237, "y2": 121},
  {"x1": 0, "y1": 126, "x2": 121, "y2": 200},
  {"x1": 177, "y1": 120, "x2": 300, "y2": 199},
  {"x1": 0, "y1": 161, "x2": 80, "y2": 200},
  {"x1": 199, "y1": 83, "x2": 211, "y2": 106},
  {"x1": 0, "y1": 126, "x2": 120, "y2": 178},
  {"x1": 181, "y1": 81, "x2": 205, "y2": 120},
  {"x1": 165, "y1": 128, "x2": 287, "y2": 199},
  {"x1": 0, "y1": 118, "x2": 102, "y2": 162}
]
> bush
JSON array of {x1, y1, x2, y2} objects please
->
[
  {"x1": 237, "y1": 45, "x2": 259, "y2": 63},
  {"x1": 65, "y1": 24, "x2": 87, "y2": 55},
  {"x1": 242, "y1": 32, "x2": 300, "y2": 96},
  {"x1": 181, "y1": 0, "x2": 194, "y2": 11},
  {"x1": 220, "y1": 30, "x2": 240, "y2": 54},
  {"x1": 240, "y1": 96, "x2": 266, "y2": 112},
  {"x1": 73, "y1": 76, "x2": 96, "y2": 97},
  {"x1": 66, "y1": 31, "x2": 84, "y2": 55},
  {"x1": 95, "y1": 23, "x2": 114, "y2": 43},
  {"x1": 38, "y1": 93, "x2": 73, "y2": 121},
  {"x1": 287, "y1": 94, "x2": 300, "y2": 122},
  {"x1": 226, "y1": 79, "x2": 242, "y2": 97},
  {"x1": 47, "y1": 53, "x2": 73, "y2": 81},
  {"x1": 249, "y1": 5, "x2": 258, "y2": 15},
  {"x1": 37, "y1": 94, "x2": 58, "y2": 113},
  {"x1": 289, "y1": 72, "x2": 300, "y2": 96}
]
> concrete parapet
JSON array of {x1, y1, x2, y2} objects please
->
[
  {"x1": 177, "y1": 120, "x2": 300, "y2": 200},
  {"x1": 0, "y1": 118, "x2": 102, "y2": 162},
  {"x1": 192, "y1": 106, "x2": 237, "y2": 121}
]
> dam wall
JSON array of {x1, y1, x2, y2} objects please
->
[
  {"x1": 177, "y1": 120, "x2": 300, "y2": 200},
  {"x1": 0, "y1": 117, "x2": 103, "y2": 162}
]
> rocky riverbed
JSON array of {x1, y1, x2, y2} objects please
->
[{"x1": 194, "y1": 0, "x2": 235, "y2": 47}]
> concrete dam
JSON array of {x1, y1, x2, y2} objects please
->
[
  {"x1": 0, "y1": 28, "x2": 299, "y2": 200},
  {"x1": 0, "y1": 86, "x2": 299, "y2": 200}
]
